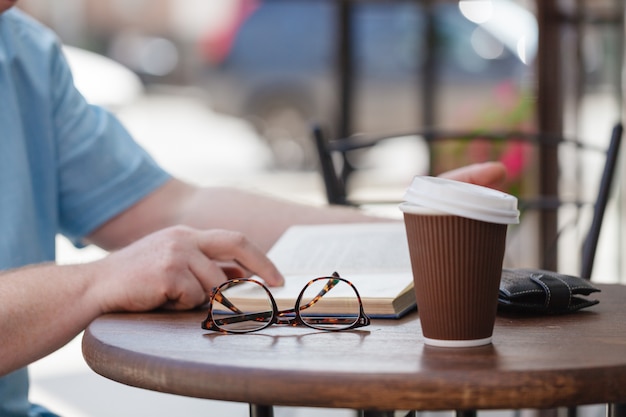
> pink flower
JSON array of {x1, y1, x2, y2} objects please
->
[{"x1": 499, "y1": 141, "x2": 529, "y2": 179}]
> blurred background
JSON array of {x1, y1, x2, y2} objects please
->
[
  {"x1": 13, "y1": 0, "x2": 625, "y2": 416},
  {"x1": 19, "y1": 0, "x2": 625, "y2": 276},
  {"x1": 20, "y1": 0, "x2": 541, "y2": 169}
]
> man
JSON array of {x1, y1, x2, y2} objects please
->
[{"x1": 0, "y1": 2, "x2": 506, "y2": 416}]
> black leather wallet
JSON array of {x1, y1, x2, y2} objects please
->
[{"x1": 498, "y1": 268, "x2": 601, "y2": 314}]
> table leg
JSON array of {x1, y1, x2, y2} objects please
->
[
  {"x1": 358, "y1": 411, "x2": 395, "y2": 417},
  {"x1": 608, "y1": 403, "x2": 626, "y2": 417},
  {"x1": 249, "y1": 404, "x2": 273, "y2": 417},
  {"x1": 456, "y1": 410, "x2": 477, "y2": 417}
]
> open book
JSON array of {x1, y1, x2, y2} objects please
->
[{"x1": 253, "y1": 222, "x2": 416, "y2": 318}]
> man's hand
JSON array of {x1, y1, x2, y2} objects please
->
[{"x1": 92, "y1": 226, "x2": 284, "y2": 313}]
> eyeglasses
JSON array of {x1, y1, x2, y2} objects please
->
[{"x1": 201, "y1": 272, "x2": 370, "y2": 333}]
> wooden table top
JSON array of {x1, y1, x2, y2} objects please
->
[{"x1": 82, "y1": 283, "x2": 626, "y2": 412}]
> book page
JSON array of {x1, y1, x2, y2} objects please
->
[
  {"x1": 249, "y1": 222, "x2": 415, "y2": 317},
  {"x1": 260, "y1": 272, "x2": 412, "y2": 302},
  {"x1": 267, "y1": 222, "x2": 411, "y2": 276}
]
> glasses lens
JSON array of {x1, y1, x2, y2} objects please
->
[
  {"x1": 210, "y1": 280, "x2": 274, "y2": 333},
  {"x1": 298, "y1": 277, "x2": 361, "y2": 330}
]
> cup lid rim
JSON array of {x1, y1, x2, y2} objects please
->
[{"x1": 401, "y1": 176, "x2": 520, "y2": 224}]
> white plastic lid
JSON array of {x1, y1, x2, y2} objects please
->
[{"x1": 400, "y1": 176, "x2": 519, "y2": 225}]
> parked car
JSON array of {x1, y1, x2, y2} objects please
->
[{"x1": 199, "y1": 0, "x2": 538, "y2": 169}]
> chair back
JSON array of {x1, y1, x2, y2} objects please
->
[
  {"x1": 580, "y1": 123, "x2": 623, "y2": 278},
  {"x1": 311, "y1": 123, "x2": 623, "y2": 279}
]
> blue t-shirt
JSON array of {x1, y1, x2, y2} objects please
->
[{"x1": 0, "y1": 9, "x2": 171, "y2": 416}]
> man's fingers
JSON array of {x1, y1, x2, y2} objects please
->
[
  {"x1": 197, "y1": 229, "x2": 284, "y2": 287},
  {"x1": 439, "y1": 162, "x2": 507, "y2": 190},
  {"x1": 187, "y1": 250, "x2": 229, "y2": 295},
  {"x1": 219, "y1": 264, "x2": 249, "y2": 279},
  {"x1": 162, "y1": 268, "x2": 209, "y2": 310}
]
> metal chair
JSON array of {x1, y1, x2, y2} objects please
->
[{"x1": 312, "y1": 123, "x2": 623, "y2": 279}]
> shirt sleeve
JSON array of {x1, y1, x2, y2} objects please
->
[{"x1": 49, "y1": 41, "x2": 171, "y2": 241}]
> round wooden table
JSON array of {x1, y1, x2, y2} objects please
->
[{"x1": 82, "y1": 284, "x2": 626, "y2": 413}]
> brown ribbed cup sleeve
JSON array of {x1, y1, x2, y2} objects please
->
[{"x1": 403, "y1": 213, "x2": 508, "y2": 342}]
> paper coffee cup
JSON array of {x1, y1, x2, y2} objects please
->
[{"x1": 400, "y1": 176, "x2": 519, "y2": 348}]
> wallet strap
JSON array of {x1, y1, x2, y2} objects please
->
[{"x1": 530, "y1": 272, "x2": 572, "y2": 311}]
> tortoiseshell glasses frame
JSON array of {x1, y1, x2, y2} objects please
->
[{"x1": 201, "y1": 272, "x2": 370, "y2": 334}]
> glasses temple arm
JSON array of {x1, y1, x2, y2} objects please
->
[
  {"x1": 298, "y1": 272, "x2": 341, "y2": 312},
  {"x1": 212, "y1": 291, "x2": 245, "y2": 315},
  {"x1": 212, "y1": 310, "x2": 276, "y2": 325}
]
